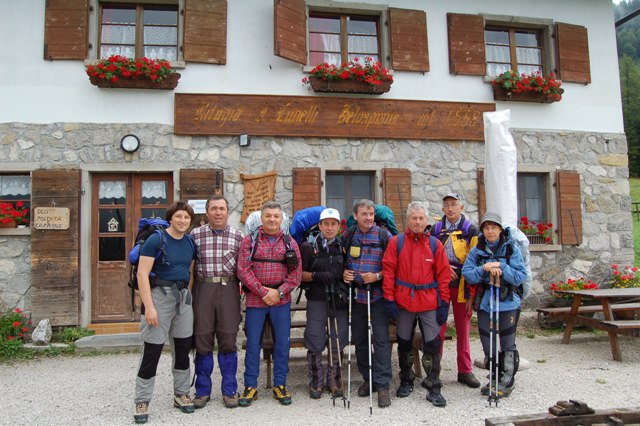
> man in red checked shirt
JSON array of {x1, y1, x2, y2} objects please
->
[{"x1": 237, "y1": 201, "x2": 302, "y2": 408}]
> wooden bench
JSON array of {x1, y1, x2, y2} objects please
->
[
  {"x1": 599, "y1": 320, "x2": 640, "y2": 336},
  {"x1": 537, "y1": 302, "x2": 640, "y2": 317},
  {"x1": 243, "y1": 301, "x2": 428, "y2": 388}
]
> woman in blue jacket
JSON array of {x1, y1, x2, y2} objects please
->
[{"x1": 462, "y1": 212, "x2": 527, "y2": 399}]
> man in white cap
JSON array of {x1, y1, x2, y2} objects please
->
[{"x1": 299, "y1": 208, "x2": 349, "y2": 399}]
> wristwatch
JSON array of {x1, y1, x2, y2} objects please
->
[
  {"x1": 376, "y1": 272, "x2": 382, "y2": 281},
  {"x1": 278, "y1": 290, "x2": 285, "y2": 300}
]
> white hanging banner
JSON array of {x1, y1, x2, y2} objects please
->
[{"x1": 483, "y1": 110, "x2": 518, "y2": 228}]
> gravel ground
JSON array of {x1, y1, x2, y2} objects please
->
[{"x1": 2, "y1": 324, "x2": 640, "y2": 426}]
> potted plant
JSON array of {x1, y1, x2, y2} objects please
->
[
  {"x1": 537, "y1": 277, "x2": 599, "y2": 328},
  {"x1": 302, "y1": 57, "x2": 393, "y2": 95},
  {"x1": 0, "y1": 202, "x2": 21, "y2": 228},
  {"x1": 611, "y1": 264, "x2": 640, "y2": 319},
  {"x1": 518, "y1": 216, "x2": 554, "y2": 244},
  {"x1": 491, "y1": 70, "x2": 563, "y2": 103},
  {"x1": 86, "y1": 55, "x2": 180, "y2": 90},
  {"x1": 13, "y1": 201, "x2": 29, "y2": 228}
]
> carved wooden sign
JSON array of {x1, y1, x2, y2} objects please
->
[
  {"x1": 33, "y1": 207, "x2": 70, "y2": 230},
  {"x1": 174, "y1": 94, "x2": 495, "y2": 141},
  {"x1": 240, "y1": 170, "x2": 277, "y2": 223}
]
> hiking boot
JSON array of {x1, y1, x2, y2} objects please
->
[
  {"x1": 396, "y1": 383, "x2": 413, "y2": 398},
  {"x1": 421, "y1": 378, "x2": 431, "y2": 390},
  {"x1": 273, "y1": 385, "x2": 292, "y2": 405},
  {"x1": 173, "y1": 394, "x2": 195, "y2": 413},
  {"x1": 309, "y1": 386, "x2": 323, "y2": 399},
  {"x1": 223, "y1": 394, "x2": 239, "y2": 408},
  {"x1": 192, "y1": 395, "x2": 210, "y2": 409},
  {"x1": 357, "y1": 381, "x2": 376, "y2": 397},
  {"x1": 134, "y1": 402, "x2": 149, "y2": 424},
  {"x1": 427, "y1": 391, "x2": 447, "y2": 407},
  {"x1": 457, "y1": 373, "x2": 481, "y2": 388},
  {"x1": 238, "y1": 387, "x2": 258, "y2": 407},
  {"x1": 377, "y1": 387, "x2": 391, "y2": 408}
]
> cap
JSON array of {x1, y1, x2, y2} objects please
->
[
  {"x1": 442, "y1": 193, "x2": 463, "y2": 202},
  {"x1": 319, "y1": 208, "x2": 340, "y2": 222},
  {"x1": 480, "y1": 212, "x2": 503, "y2": 230}
]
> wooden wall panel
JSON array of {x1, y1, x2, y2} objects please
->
[
  {"x1": 44, "y1": 0, "x2": 89, "y2": 60},
  {"x1": 556, "y1": 170, "x2": 583, "y2": 245},
  {"x1": 447, "y1": 13, "x2": 486, "y2": 76},
  {"x1": 184, "y1": 0, "x2": 227, "y2": 64},
  {"x1": 31, "y1": 169, "x2": 81, "y2": 326},
  {"x1": 556, "y1": 23, "x2": 591, "y2": 84},
  {"x1": 382, "y1": 168, "x2": 412, "y2": 230},
  {"x1": 292, "y1": 168, "x2": 321, "y2": 214},
  {"x1": 274, "y1": 0, "x2": 307, "y2": 64},
  {"x1": 389, "y1": 8, "x2": 429, "y2": 72}
]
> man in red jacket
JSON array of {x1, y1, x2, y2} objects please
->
[{"x1": 382, "y1": 202, "x2": 451, "y2": 407}]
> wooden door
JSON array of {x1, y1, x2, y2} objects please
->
[{"x1": 91, "y1": 173, "x2": 173, "y2": 322}]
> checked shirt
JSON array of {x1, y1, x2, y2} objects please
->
[
  {"x1": 190, "y1": 224, "x2": 243, "y2": 279},
  {"x1": 237, "y1": 228, "x2": 302, "y2": 308},
  {"x1": 345, "y1": 224, "x2": 392, "y2": 304}
]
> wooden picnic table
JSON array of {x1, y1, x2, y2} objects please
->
[{"x1": 552, "y1": 288, "x2": 640, "y2": 361}]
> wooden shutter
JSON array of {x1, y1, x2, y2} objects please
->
[
  {"x1": 31, "y1": 169, "x2": 81, "y2": 326},
  {"x1": 477, "y1": 168, "x2": 486, "y2": 221},
  {"x1": 184, "y1": 0, "x2": 227, "y2": 64},
  {"x1": 382, "y1": 168, "x2": 412, "y2": 230},
  {"x1": 179, "y1": 169, "x2": 224, "y2": 199},
  {"x1": 389, "y1": 8, "x2": 429, "y2": 72},
  {"x1": 292, "y1": 168, "x2": 321, "y2": 214},
  {"x1": 556, "y1": 23, "x2": 591, "y2": 84},
  {"x1": 274, "y1": 0, "x2": 307, "y2": 64},
  {"x1": 43, "y1": 0, "x2": 89, "y2": 60},
  {"x1": 447, "y1": 13, "x2": 486, "y2": 76},
  {"x1": 556, "y1": 170, "x2": 583, "y2": 245}
]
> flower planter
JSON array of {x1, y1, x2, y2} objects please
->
[
  {"x1": 526, "y1": 235, "x2": 547, "y2": 245},
  {"x1": 492, "y1": 85, "x2": 562, "y2": 103},
  {"x1": 0, "y1": 219, "x2": 17, "y2": 228},
  {"x1": 89, "y1": 73, "x2": 180, "y2": 90},
  {"x1": 308, "y1": 76, "x2": 392, "y2": 95}
]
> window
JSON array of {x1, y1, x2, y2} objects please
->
[
  {"x1": 99, "y1": 3, "x2": 178, "y2": 60},
  {"x1": 517, "y1": 173, "x2": 548, "y2": 223},
  {"x1": 485, "y1": 27, "x2": 543, "y2": 77},
  {"x1": 325, "y1": 172, "x2": 375, "y2": 220},
  {"x1": 0, "y1": 175, "x2": 31, "y2": 226},
  {"x1": 308, "y1": 12, "x2": 380, "y2": 66}
]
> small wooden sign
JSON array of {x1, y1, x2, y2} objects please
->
[
  {"x1": 175, "y1": 94, "x2": 495, "y2": 141},
  {"x1": 33, "y1": 207, "x2": 70, "y2": 230}
]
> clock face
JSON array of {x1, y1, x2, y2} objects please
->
[{"x1": 121, "y1": 135, "x2": 140, "y2": 153}]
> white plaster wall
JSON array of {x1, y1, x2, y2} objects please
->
[{"x1": 0, "y1": 0, "x2": 624, "y2": 133}]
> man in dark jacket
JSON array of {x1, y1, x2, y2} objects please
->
[
  {"x1": 300, "y1": 208, "x2": 348, "y2": 399},
  {"x1": 382, "y1": 201, "x2": 451, "y2": 407}
]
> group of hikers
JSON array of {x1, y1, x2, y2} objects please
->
[{"x1": 132, "y1": 193, "x2": 528, "y2": 424}]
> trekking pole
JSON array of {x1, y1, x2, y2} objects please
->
[
  {"x1": 366, "y1": 283, "x2": 373, "y2": 416},
  {"x1": 347, "y1": 283, "x2": 352, "y2": 410},
  {"x1": 325, "y1": 282, "x2": 335, "y2": 406},
  {"x1": 494, "y1": 275, "x2": 501, "y2": 406},
  {"x1": 329, "y1": 280, "x2": 346, "y2": 407},
  {"x1": 488, "y1": 274, "x2": 497, "y2": 407}
]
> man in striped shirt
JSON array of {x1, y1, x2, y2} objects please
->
[
  {"x1": 190, "y1": 195, "x2": 244, "y2": 409},
  {"x1": 343, "y1": 199, "x2": 394, "y2": 408},
  {"x1": 237, "y1": 201, "x2": 302, "y2": 407}
]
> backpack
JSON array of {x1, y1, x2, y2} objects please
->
[
  {"x1": 433, "y1": 218, "x2": 473, "y2": 243},
  {"x1": 474, "y1": 227, "x2": 531, "y2": 299},
  {"x1": 344, "y1": 204, "x2": 400, "y2": 236},
  {"x1": 290, "y1": 206, "x2": 325, "y2": 245},
  {"x1": 127, "y1": 218, "x2": 196, "y2": 290},
  {"x1": 396, "y1": 233, "x2": 437, "y2": 258}
]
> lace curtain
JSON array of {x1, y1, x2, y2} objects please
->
[
  {"x1": 142, "y1": 181, "x2": 167, "y2": 201},
  {"x1": 99, "y1": 181, "x2": 126, "y2": 200},
  {"x1": 1, "y1": 176, "x2": 31, "y2": 196}
]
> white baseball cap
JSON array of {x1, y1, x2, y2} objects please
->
[{"x1": 319, "y1": 208, "x2": 340, "y2": 222}]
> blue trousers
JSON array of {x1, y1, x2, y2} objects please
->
[
  {"x1": 194, "y1": 351, "x2": 238, "y2": 397},
  {"x1": 244, "y1": 302, "x2": 291, "y2": 388}
]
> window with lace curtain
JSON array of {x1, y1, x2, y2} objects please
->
[
  {"x1": 308, "y1": 12, "x2": 381, "y2": 66},
  {"x1": 99, "y1": 2, "x2": 179, "y2": 61},
  {"x1": 0, "y1": 175, "x2": 31, "y2": 206},
  {"x1": 485, "y1": 26, "x2": 544, "y2": 77}
]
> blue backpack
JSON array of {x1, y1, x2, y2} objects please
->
[{"x1": 127, "y1": 218, "x2": 195, "y2": 290}]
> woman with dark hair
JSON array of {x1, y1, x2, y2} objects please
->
[{"x1": 133, "y1": 201, "x2": 197, "y2": 424}]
